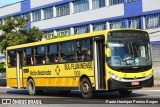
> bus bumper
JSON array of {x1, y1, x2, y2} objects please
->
[{"x1": 108, "y1": 75, "x2": 154, "y2": 91}]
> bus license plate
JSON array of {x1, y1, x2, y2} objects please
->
[{"x1": 131, "y1": 81, "x2": 139, "y2": 85}]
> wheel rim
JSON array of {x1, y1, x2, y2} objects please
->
[
  {"x1": 82, "y1": 83, "x2": 89, "y2": 94},
  {"x1": 28, "y1": 82, "x2": 34, "y2": 94}
]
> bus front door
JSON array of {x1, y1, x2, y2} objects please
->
[
  {"x1": 93, "y1": 36, "x2": 106, "y2": 90},
  {"x1": 16, "y1": 51, "x2": 23, "y2": 89}
]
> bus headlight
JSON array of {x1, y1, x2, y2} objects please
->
[
  {"x1": 109, "y1": 72, "x2": 123, "y2": 81},
  {"x1": 146, "y1": 73, "x2": 153, "y2": 79},
  {"x1": 109, "y1": 71, "x2": 153, "y2": 82}
]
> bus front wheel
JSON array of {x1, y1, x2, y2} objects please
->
[
  {"x1": 80, "y1": 78, "x2": 93, "y2": 98},
  {"x1": 27, "y1": 79, "x2": 36, "y2": 95},
  {"x1": 119, "y1": 90, "x2": 132, "y2": 97}
]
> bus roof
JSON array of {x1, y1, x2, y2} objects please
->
[{"x1": 6, "y1": 29, "x2": 147, "y2": 50}]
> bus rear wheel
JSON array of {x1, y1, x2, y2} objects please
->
[
  {"x1": 119, "y1": 90, "x2": 132, "y2": 97},
  {"x1": 80, "y1": 78, "x2": 93, "y2": 98},
  {"x1": 27, "y1": 79, "x2": 36, "y2": 95}
]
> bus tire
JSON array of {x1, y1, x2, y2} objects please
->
[
  {"x1": 27, "y1": 79, "x2": 36, "y2": 95},
  {"x1": 80, "y1": 78, "x2": 93, "y2": 98},
  {"x1": 119, "y1": 90, "x2": 132, "y2": 97}
]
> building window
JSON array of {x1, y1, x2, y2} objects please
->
[
  {"x1": 56, "y1": 28, "x2": 70, "y2": 36},
  {"x1": 127, "y1": 0, "x2": 138, "y2": 2},
  {"x1": 128, "y1": 17, "x2": 141, "y2": 29},
  {"x1": 73, "y1": 0, "x2": 89, "y2": 13},
  {"x1": 145, "y1": 13, "x2": 160, "y2": 29},
  {"x1": 93, "y1": 22, "x2": 106, "y2": 31},
  {"x1": 14, "y1": 14, "x2": 21, "y2": 19},
  {"x1": 32, "y1": 10, "x2": 41, "y2": 22},
  {"x1": 22, "y1": 13, "x2": 30, "y2": 21},
  {"x1": 44, "y1": 31, "x2": 54, "y2": 39},
  {"x1": 43, "y1": 7, "x2": 53, "y2": 19},
  {"x1": 110, "y1": 19, "x2": 125, "y2": 29},
  {"x1": 109, "y1": 0, "x2": 124, "y2": 5},
  {"x1": 74, "y1": 25, "x2": 90, "y2": 34},
  {"x1": 92, "y1": 0, "x2": 105, "y2": 9},
  {"x1": 55, "y1": 3, "x2": 70, "y2": 17}
]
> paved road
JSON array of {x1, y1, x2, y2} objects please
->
[{"x1": 0, "y1": 87, "x2": 160, "y2": 106}]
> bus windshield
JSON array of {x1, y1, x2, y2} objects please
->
[{"x1": 107, "y1": 30, "x2": 152, "y2": 68}]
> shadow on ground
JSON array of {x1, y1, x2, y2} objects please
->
[{"x1": 6, "y1": 89, "x2": 147, "y2": 99}]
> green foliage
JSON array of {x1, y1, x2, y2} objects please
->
[
  {"x1": 0, "y1": 17, "x2": 43, "y2": 52},
  {"x1": 0, "y1": 62, "x2": 5, "y2": 73},
  {"x1": 47, "y1": 34, "x2": 68, "y2": 40},
  {"x1": 26, "y1": 26, "x2": 43, "y2": 42},
  {"x1": 1, "y1": 32, "x2": 26, "y2": 51}
]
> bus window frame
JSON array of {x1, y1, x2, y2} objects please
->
[
  {"x1": 7, "y1": 37, "x2": 94, "y2": 68},
  {"x1": 23, "y1": 47, "x2": 35, "y2": 66},
  {"x1": 46, "y1": 43, "x2": 59, "y2": 64},
  {"x1": 33, "y1": 45, "x2": 47, "y2": 65},
  {"x1": 75, "y1": 38, "x2": 93, "y2": 62},
  {"x1": 7, "y1": 50, "x2": 17, "y2": 68}
]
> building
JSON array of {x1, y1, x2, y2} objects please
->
[
  {"x1": 0, "y1": 55, "x2": 5, "y2": 63},
  {"x1": 0, "y1": 0, "x2": 160, "y2": 67}
]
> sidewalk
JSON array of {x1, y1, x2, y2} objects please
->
[
  {"x1": 154, "y1": 79, "x2": 160, "y2": 87},
  {"x1": 142, "y1": 86, "x2": 160, "y2": 90}
]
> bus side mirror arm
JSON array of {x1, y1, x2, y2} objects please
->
[{"x1": 106, "y1": 48, "x2": 111, "y2": 57}]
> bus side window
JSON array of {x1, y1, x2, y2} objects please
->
[
  {"x1": 47, "y1": 44, "x2": 58, "y2": 63},
  {"x1": 8, "y1": 50, "x2": 16, "y2": 67},
  {"x1": 25, "y1": 48, "x2": 34, "y2": 65},
  {"x1": 23, "y1": 50, "x2": 26, "y2": 65},
  {"x1": 61, "y1": 41, "x2": 75, "y2": 62},
  {"x1": 35, "y1": 46, "x2": 46, "y2": 65},
  {"x1": 76, "y1": 38, "x2": 93, "y2": 61}
]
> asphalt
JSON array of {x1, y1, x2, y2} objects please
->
[{"x1": 0, "y1": 86, "x2": 159, "y2": 106}]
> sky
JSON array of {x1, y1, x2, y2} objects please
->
[{"x1": 0, "y1": 0, "x2": 21, "y2": 7}]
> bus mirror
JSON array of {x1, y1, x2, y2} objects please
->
[{"x1": 106, "y1": 48, "x2": 111, "y2": 57}]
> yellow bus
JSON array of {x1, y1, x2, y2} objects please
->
[{"x1": 6, "y1": 29, "x2": 153, "y2": 98}]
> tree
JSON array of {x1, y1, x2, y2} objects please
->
[
  {"x1": 0, "y1": 17, "x2": 43, "y2": 52},
  {"x1": 26, "y1": 26, "x2": 43, "y2": 42}
]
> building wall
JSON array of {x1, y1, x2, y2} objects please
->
[
  {"x1": 142, "y1": 0, "x2": 160, "y2": 12},
  {"x1": 0, "y1": 0, "x2": 159, "y2": 41},
  {"x1": 148, "y1": 28, "x2": 160, "y2": 42},
  {"x1": 30, "y1": 0, "x2": 61, "y2": 8},
  {"x1": 32, "y1": 4, "x2": 124, "y2": 30},
  {"x1": 0, "y1": 3, "x2": 21, "y2": 17}
]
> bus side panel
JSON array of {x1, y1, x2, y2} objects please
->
[
  {"x1": 22, "y1": 66, "x2": 34, "y2": 87},
  {"x1": 23, "y1": 62, "x2": 94, "y2": 89},
  {"x1": 6, "y1": 68, "x2": 17, "y2": 87}
]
